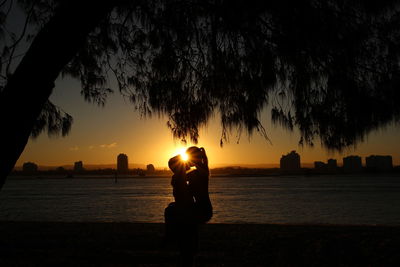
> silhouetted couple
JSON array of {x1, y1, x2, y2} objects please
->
[{"x1": 165, "y1": 146, "x2": 213, "y2": 266}]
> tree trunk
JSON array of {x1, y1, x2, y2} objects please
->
[{"x1": 0, "y1": 1, "x2": 115, "y2": 189}]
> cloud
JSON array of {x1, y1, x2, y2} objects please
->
[
  {"x1": 88, "y1": 145, "x2": 95, "y2": 150},
  {"x1": 100, "y1": 142, "x2": 117, "y2": 149},
  {"x1": 69, "y1": 146, "x2": 79, "y2": 151}
]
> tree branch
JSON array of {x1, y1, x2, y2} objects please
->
[{"x1": 5, "y1": 0, "x2": 36, "y2": 75}]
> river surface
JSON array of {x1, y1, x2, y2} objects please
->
[{"x1": 1, "y1": 175, "x2": 400, "y2": 225}]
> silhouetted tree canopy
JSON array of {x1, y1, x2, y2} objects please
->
[{"x1": 1, "y1": 0, "x2": 400, "y2": 152}]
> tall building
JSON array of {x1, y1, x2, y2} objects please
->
[
  {"x1": 117, "y1": 153, "x2": 129, "y2": 173},
  {"x1": 314, "y1": 161, "x2": 326, "y2": 169},
  {"x1": 327, "y1": 159, "x2": 337, "y2": 169},
  {"x1": 343, "y1": 155, "x2": 362, "y2": 171},
  {"x1": 146, "y1": 164, "x2": 155, "y2": 173},
  {"x1": 22, "y1": 162, "x2": 38, "y2": 173},
  {"x1": 314, "y1": 159, "x2": 338, "y2": 172},
  {"x1": 74, "y1": 161, "x2": 84, "y2": 172},
  {"x1": 280, "y1": 151, "x2": 301, "y2": 171},
  {"x1": 366, "y1": 155, "x2": 393, "y2": 171}
]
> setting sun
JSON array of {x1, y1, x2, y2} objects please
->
[{"x1": 175, "y1": 147, "x2": 189, "y2": 161}]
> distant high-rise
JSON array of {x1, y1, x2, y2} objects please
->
[
  {"x1": 280, "y1": 151, "x2": 301, "y2": 171},
  {"x1": 366, "y1": 155, "x2": 393, "y2": 171},
  {"x1": 146, "y1": 164, "x2": 155, "y2": 173},
  {"x1": 343, "y1": 155, "x2": 362, "y2": 171},
  {"x1": 22, "y1": 162, "x2": 38, "y2": 173},
  {"x1": 327, "y1": 159, "x2": 337, "y2": 169},
  {"x1": 74, "y1": 161, "x2": 84, "y2": 172},
  {"x1": 117, "y1": 153, "x2": 129, "y2": 173},
  {"x1": 314, "y1": 159, "x2": 338, "y2": 172},
  {"x1": 314, "y1": 161, "x2": 326, "y2": 169}
]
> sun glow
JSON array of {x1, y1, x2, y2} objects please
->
[
  {"x1": 175, "y1": 147, "x2": 189, "y2": 161},
  {"x1": 181, "y1": 152, "x2": 189, "y2": 161}
]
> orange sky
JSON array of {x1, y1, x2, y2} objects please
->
[{"x1": 16, "y1": 77, "x2": 400, "y2": 168}]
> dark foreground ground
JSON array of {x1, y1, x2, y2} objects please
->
[{"x1": 0, "y1": 222, "x2": 399, "y2": 266}]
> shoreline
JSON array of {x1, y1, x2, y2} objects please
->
[
  {"x1": 2, "y1": 220, "x2": 400, "y2": 227},
  {"x1": 7, "y1": 171, "x2": 400, "y2": 180},
  {"x1": 1, "y1": 221, "x2": 399, "y2": 266}
]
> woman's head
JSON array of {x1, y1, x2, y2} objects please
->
[{"x1": 186, "y1": 146, "x2": 205, "y2": 167}]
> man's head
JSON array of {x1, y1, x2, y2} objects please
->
[{"x1": 168, "y1": 154, "x2": 190, "y2": 174}]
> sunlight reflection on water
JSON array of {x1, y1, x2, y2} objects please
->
[{"x1": 1, "y1": 176, "x2": 400, "y2": 225}]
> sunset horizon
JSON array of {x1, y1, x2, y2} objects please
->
[
  {"x1": 13, "y1": 153, "x2": 400, "y2": 170},
  {"x1": 2, "y1": 1, "x2": 400, "y2": 266},
  {"x1": 14, "y1": 78, "x2": 400, "y2": 169}
]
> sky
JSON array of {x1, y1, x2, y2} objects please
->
[
  {"x1": 15, "y1": 76, "x2": 400, "y2": 169},
  {"x1": 6, "y1": 4, "x2": 400, "y2": 169}
]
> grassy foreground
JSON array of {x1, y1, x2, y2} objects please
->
[{"x1": 0, "y1": 221, "x2": 399, "y2": 266}]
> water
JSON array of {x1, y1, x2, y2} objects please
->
[{"x1": 1, "y1": 175, "x2": 400, "y2": 225}]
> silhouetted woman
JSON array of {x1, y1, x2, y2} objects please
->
[{"x1": 165, "y1": 146, "x2": 213, "y2": 266}]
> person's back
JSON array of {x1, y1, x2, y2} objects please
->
[{"x1": 187, "y1": 168, "x2": 212, "y2": 223}]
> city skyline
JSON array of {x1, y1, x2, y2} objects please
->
[
  {"x1": 15, "y1": 77, "x2": 400, "y2": 168},
  {"x1": 16, "y1": 150, "x2": 398, "y2": 170}
]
